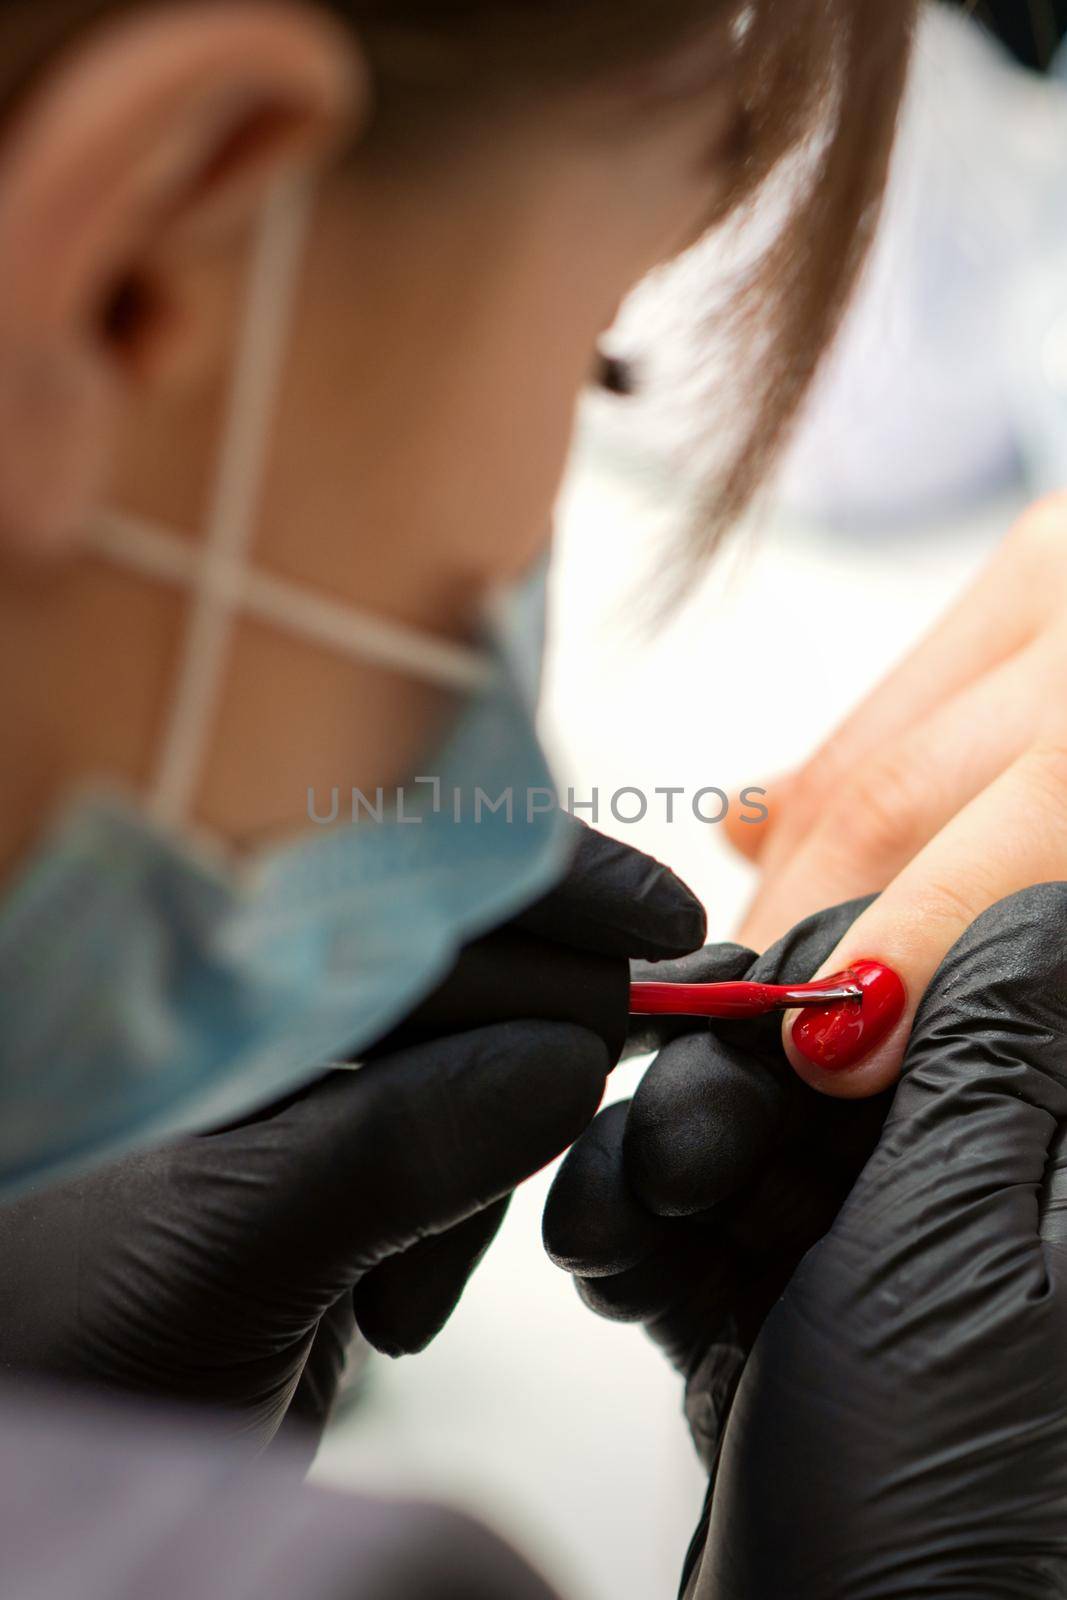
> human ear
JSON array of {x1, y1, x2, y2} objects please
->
[{"x1": 0, "y1": 1, "x2": 364, "y2": 562}]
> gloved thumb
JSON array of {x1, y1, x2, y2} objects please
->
[
  {"x1": 256, "y1": 1020, "x2": 609, "y2": 1305},
  {"x1": 353, "y1": 1198, "x2": 510, "y2": 1356}
]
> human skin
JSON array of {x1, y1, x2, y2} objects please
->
[
  {"x1": 0, "y1": 0, "x2": 743, "y2": 882},
  {"x1": 722, "y1": 495, "x2": 1067, "y2": 1096}
]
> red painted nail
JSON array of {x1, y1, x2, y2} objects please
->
[{"x1": 790, "y1": 960, "x2": 906, "y2": 1072}]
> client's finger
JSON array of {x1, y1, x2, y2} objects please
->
[
  {"x1": 783, "y1": 744, "x2": 1067, "y2": 1097},
  {"x1": 731, "y1": 507, "x2": 1059, "y2": 908},
  {"x1": 739, "y1": 638, "x2": 1051, "y2": 953},
  {"x1": 721, "y1": 774, "x2": 793, "y2": 865}
]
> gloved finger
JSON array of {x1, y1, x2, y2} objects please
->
[
  {"x1": 626, "y1": 892, "x2": 874, "y2": 1056},
  {"x1": 264, "y1": 1021, "x2": 610, "y2": 1290},
  {"x1": 544, "y1": 1101, "x2": 738, "y2": 1364},
  {"x1": 627, "y1": 943, "x2": 755, "y2": 1054},
  {"x1": 353, "y1": 1198, "x2": 510, "y2": 1357},
  {"x1": 720, "y1": 1143, "x2": 872, "y2": 1265},
  {"x1": 624, "y1": 897, "x2": 878, "y2": 1215},
  {"x1": 625, "y1": 1032, "x2": 798, "y2": 1218},
  {"x1": 372, "y1": 930, "x2": 629, "y2": 1066},
  {"x1": 512, "y1": 817, "x2": 706, "y2": 960},
  {"x1": 574, "y1": 1230, "x2": 738, "y2": 1365},
  {"x1": 551, "y1": 1122, "x2": 890, "y2": 1385},
  {"x1": 826, "y1": 883, "x2": 1067, "y2": 1308},
  {"x1": 545, "y1": 1102, "x2": 743, "y2": 1372},
  {"x1": 543, "y1": 1101, "x2": 672, "y2": 1276}
]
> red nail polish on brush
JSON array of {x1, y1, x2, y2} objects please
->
[{"x1": 791, "y1": 960, "x2": 906, "y2": 1072}]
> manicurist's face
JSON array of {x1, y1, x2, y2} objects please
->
[{"x1": 0, "y1": 3, "x2": 738, "y2": 875}]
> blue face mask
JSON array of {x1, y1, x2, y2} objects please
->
[{"x1": 0, "y1": 182, "x2": 570, "y2": 1197}]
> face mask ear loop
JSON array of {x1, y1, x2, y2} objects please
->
[{"x1": 148, "y1": 175, "x2": 315, "y2": 832}]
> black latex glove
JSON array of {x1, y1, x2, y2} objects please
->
[
  {"x1": 546, "y1": 896, "x2": 886, "y2": 1441},
  {"x1": 0, "y1": 821, "x2": 704, "y2": 1456},
  {"x1": 548, "y1": 885, "x2": 1067, "y2": 1598}
]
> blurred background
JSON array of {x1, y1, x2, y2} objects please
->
[{"x1": 314, "y1": 6, "x2": 1063, "y2": 1595}]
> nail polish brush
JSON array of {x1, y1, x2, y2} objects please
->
[{"x1": 629, "y1": 971, "x2": 864, "y2": 1019}]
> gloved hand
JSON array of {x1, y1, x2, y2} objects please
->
[
  {"x1": 547, "y1": 885, "x2": 1067, "y2": 1598},
  {"x1": 545, "y1": 895, "x2": 886, "y2": 1441},
  {"x1": 0, "y1": 821, "x2": 704, "y2": 1457}
]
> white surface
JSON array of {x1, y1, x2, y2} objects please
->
[
  {"x1": 314, "y1": 436, "x2": 1018, "y2": 1599},
  {"x1": 594, "y1": 6, "x2": 1067, "y2": 529},
  {"x1": 778, "y1": 5, "x2": 1067, "y2": 523}
]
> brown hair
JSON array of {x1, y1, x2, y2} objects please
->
[
  {"x1": 333, "y1": 1, "x2": 917, "y2": 589},
  {"x1": 0, "y1": 0, "x2": 916, "y2": 580}
]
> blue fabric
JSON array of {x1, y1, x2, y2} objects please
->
[{"x1": 0, "y1": 565, "x2": 571, "y2": 1195}]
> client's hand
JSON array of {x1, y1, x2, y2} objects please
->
[
  {"x1": 548, "y1": 886, "x2": 1067, "y2": 1598},
  {"x1": 725, "y1": 497, "x2": 1067, "y2": 1099},
  {"x1": 0, "y1": 824, "x2": 704, "y2": 1456}
]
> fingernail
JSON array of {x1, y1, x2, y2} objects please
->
[{"x1": 791, "y1": 960, "x2": 906, "y2": 1072}]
